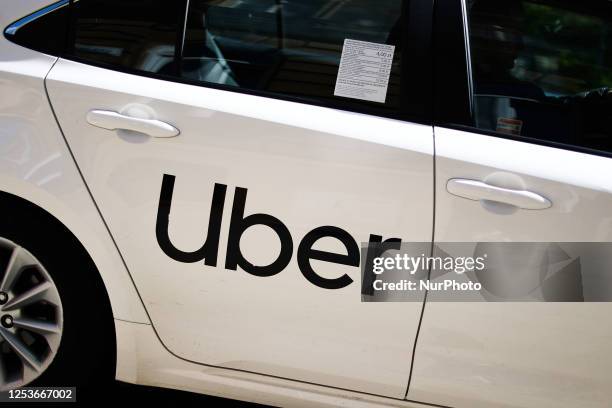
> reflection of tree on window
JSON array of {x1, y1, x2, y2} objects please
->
[
  {"x1": 517, "y1": 3, "x2": 612, "y2": 97},
  {"x1": 468, "y1": 0, "x2": 612, "y2": 153},
  {"x1": 470, "y1": 1, "x2": 545, "y2": 100}
]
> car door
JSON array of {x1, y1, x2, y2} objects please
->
[
  {"x1": 408, "y1": 0, "x2": 612, "y2": 407},
  {"x1": 44, "y1": 0, "x2": 434, "y2": 398}
]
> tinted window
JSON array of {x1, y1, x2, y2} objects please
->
[
  {"x1": 72, "y1": 0, "x2": 185, "y2": 75},
  {"x1": 467, "y1": 0, "x2": 612, "y2": 154},
  {"x1": 6, "y1": 0, "x2": 416, "y2": 119},
  {"x1": 4, "y1": 0, "x2": 70, "y2": 56},
  {"x1": 181, "y1": 0, "x2": 404, "y2": 113}
]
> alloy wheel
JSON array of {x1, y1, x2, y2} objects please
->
[{"x1": 0, "y1": 238, "x2": 63, "y2": 390}]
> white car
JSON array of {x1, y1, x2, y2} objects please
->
[{"x1": 0, "y1": 0, "x2": 611, "y2": 406}]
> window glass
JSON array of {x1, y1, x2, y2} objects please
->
[
  {"x1": 72, "y1": 0, "x2": 185, "y2": 75},
  {"x1": 467, "y1": 0, "x2": 612, "y2": 154},
  {"x1": 181, "y1": 0, "x2": 403, "y2": 113},
  {"x1": 4, "y1": 0, "x2": 70, "y2": 56}
]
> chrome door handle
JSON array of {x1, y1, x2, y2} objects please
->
[
  {"x1": 86, "y1": 110, "x2": 179, "y2": 138},
  {"x1": 446, "y1": 178, "x2": 552, "y2": 210}
]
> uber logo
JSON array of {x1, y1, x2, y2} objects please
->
[{"x1": 156, "y1": 174, "x2": 400, "y2": 290}]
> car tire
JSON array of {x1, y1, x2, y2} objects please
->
[{"x1": 0, "y1": 195, "x2": 115, "y2": 393}]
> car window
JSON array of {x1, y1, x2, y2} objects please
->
[
  {"x1": 467, "y1": 0, "x2": 612, "y2": 154},
  {"x1": 4, "y1": 0, "x2": 70, "y2": 56},
  {"x1": 71, "y1": 0, "x2": 186, "y2": 75},
  {"x1": 181, "y1": 0, "x2": 403, "y2": 114},
  {"x1": 5, "y1": 0, "x2": 421, "y2": 120}
]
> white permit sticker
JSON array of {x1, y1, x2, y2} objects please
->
[{"x1": 334, "y1": 39, "x2": 395, "y2": 104}]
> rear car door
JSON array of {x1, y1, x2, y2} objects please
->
[
  {"x1": 408, "y1": 0, "x2": 612, "y2": 407},
  {"x1": 37, "y1": 0, "x2": 434, "y2": 398}
]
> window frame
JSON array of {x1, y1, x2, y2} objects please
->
[
  {"x1": 434, "y1": 0, "x2": 612, "y2": 159},
  {"x1": 59, "y1": 0, "x2": 433, "y2": 125}
]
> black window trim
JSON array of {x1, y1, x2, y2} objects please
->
[
  {"x1": 434, "y1": 0, "x2": 612, "y2": 160},
  {"x1": 176, "y1": 0, "x2": 190, "y2": 74},
  {"x1": 460, "y1": 0, "x2": 474, "y2": 119},
  {"x1": 432, "y1": 0, "x2": 473, "y2": 127}
]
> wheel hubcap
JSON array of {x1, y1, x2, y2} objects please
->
[{"x1": 0, "y1": 238, "x2": 63, "y2": 390}]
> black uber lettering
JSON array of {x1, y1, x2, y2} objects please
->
[
  {"x1": 156, "y1": 174, "x2": 402, "y2": 290},
  {"x1": 297, "y1": 226, "x2": 357, "y2": 290},
  {"x1": 225, "y1": 186, "x2": 293, "y2": 277},
  {"x1": 156, "y1": 174, "x2": 226, "y2": 266}
]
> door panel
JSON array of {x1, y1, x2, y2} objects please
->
[
  {"x1": 410, "y1": 0, "x2": 612, "y2": 404},
  {"x1": 46, "y1": 59, "x2": 434, "y2": 397},
  {"x1": 408, "y1": 128, "x2": 612, "y2": 408}
]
